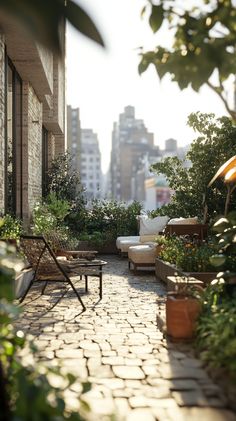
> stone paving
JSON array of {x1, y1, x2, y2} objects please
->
[{"x1": 16, "y1": 255, "x2": 236, "y2": 421}]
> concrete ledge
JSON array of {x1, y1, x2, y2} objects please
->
[{"x1": 15, "y1": 268, "x2": 34, "y2": 299}]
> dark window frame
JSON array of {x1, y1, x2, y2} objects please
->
[{"x1": 4, "y1": 52, "x2": 23, "y2": 217}]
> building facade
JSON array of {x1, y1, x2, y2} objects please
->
[
  {"x1": 110, "y1": 105, "x2": 157, "y2": 202},
  {"x1": 80, "y1": 129, "x2": 102, "y2": 200},
  {"x1": 67, "y1": 106, "x2": 81, "y2": 175},
  {"x1": 0, "y1": 17, "x2": 66, "y2": 224}
]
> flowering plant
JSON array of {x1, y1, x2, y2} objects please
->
[{"x1": 158, "y1": 234, "x2": 216, "y2": 272}]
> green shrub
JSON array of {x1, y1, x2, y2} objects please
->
[
  {"x1": 196, "y1": 284, "x2": 236, "y2": 382},
  {"x1": 0, "y1": 214, "x2": 23, "y2": 240},
  {"x1": 31, "y1": 194, "x2": 80, "y2": 253},
  {"x1": 67, "y1": 200, "x2": 143, "y2": 244},
  {"x1": 158, "y1": 235, "x2": 216, "y2": 272},
  {"x1": 158, "y1": 235, "x2": 184, "y2": 265},
  {"x1": 150, "y1": 113, "x2": 236, "y2": 221}
]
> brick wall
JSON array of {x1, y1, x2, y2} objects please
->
[
  {"x1": 22, "y1": 82, "x2": 42, "y2": 223},
  {"x1": 48, "y1": 132, "x2": 55, "y2": 168},
  {"x1": 0, "y1": 33, "x2": 5, "y2": 213}
]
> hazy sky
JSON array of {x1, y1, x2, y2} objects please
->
[{"x1": 66, "y1": 0, "x2": 227, "y2": 173}]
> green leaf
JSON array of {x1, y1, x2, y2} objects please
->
[
  {"x1": 138, "y1": 57, "x2": 150, "y2": 74},
  {"x1": 0, "y1": 0, "x2": 105, "y2": 53},
  {"x1": 149, "y1": 5, "x2": 164, "y2": 33},
  {"x1": 209, "y1": 254, "x2": 226, "y2": 267},
  {"x1": 65, "y1": 0, "x2": 105, "y2": 47},
  {"x1": 213, "y1": 218, "x2": 230, "y2": 233}
]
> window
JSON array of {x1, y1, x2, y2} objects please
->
[{"x1": 5, "y1": 55, "x2": 23, "y2": 217}]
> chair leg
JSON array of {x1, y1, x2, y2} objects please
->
[
  {"x1": 41, "y1": 281, "x2": 48, "y2": 295},
  {"x1": 19, "y1": 279, "x2": 34, "y2": 303},
  {"x1": 99, "y1": 265, "x2": 102, "y2": 299},
  {"x1": 85, "y1": 275, "x2": 88, "y2": 293},
  {"x1": 69, "y1": 280, "x2": 86, "y2": 311}
]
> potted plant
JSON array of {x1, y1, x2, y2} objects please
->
[{"x1": 166, "y1": 277, "x2": 203, "y2": 340}]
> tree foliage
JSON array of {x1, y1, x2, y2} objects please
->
[
  {"x1": 46, "y1": 152, "x2": 85, "y2": 209},
  {"x1": 0, "y1": 0, "x2": 104, "y2": 54},
  {"x1": 150, "y1": 112, "x2": 236, "y2": 221},
  {"x1": 139, "y1": 0, "x2": 236, "y2": 119}
]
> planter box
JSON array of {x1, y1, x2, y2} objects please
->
[
  {"x1": 77, "y1": 240, "x2": 118, "y2": 255},
  {"x1": 167, "y1": 276, "x2": 204, "y2": 291},
  {"x1": 155, "y1": 258, "x2": 182, "y2": 283},
  {"x1": 155, "y1": 258, "x2": 217, "y2": 286},
  {"x1": 182, "y1": 271, "x2": 217, "y2": 284}
]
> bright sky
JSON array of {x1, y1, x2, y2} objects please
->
[{"x1": 66, "y1": 0, "x2": 228, "y2": 174}]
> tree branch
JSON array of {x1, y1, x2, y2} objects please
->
[{"x1": 206, "y1": 81, "x2": 236, "y2": 121}]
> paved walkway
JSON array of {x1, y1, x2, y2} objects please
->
[{"x1": 16, "y1": 255, "x2": 235, "y2": 421}]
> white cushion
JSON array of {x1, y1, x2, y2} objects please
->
[
  {"x1": 168, "y1": 217, "x2": 198, "y2": 225},
  {"x1": 140, "y1": 234, "x2": 157, "y2": 243},
  {"x1": 139, "y1": 216, "x2": 169, "y2": 235},
  {"x1": 116, "y1": 236, "x2": 141, "y2": 253},
  {"x1": 116, "y1": 236, "x2": 140, "y2": 248},
  {"x1": 128, "y1": 244, "x2": 156, "y2": 264}
]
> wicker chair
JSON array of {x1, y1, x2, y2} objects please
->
[
  {"x1": 19, "y1": 235, "x2": 86, "y2": 311},
  {"x1": 46, "y1": 232, "x2": 98, "y2": 260}
]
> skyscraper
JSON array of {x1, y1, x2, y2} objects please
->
[
  {"x1": 80, "y1": 129, "x2": 102, "y2": 200},
  {"x1": 110, "y1": 106, "x2": 157, "y2": 202},
  {"x1": 67, "y1": 106, "x2": 81, "y2": 174}
]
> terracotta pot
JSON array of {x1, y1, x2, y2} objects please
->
[{"x1": 166, "y1": 293, "x2": 201, "y2": 340}]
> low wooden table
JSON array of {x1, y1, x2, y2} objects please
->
[{"x1": 74, "y1": 259, "x2": 107, "y2": 299}]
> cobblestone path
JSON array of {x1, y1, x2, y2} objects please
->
[{"x1": 16, "y1": 255, "x2": 236, "y2": 421}]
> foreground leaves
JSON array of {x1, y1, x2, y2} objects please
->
[
  {"x1": 0, "y1": 0, "x2": 104, "y2": 53},
  {"x1": 139, "y1": 0, "x2": 236, "y2": 119}
]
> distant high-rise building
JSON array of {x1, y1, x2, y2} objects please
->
[
  {"x1": 80, "y1": 129, "x2": 102, "y2": 200},
  {"x1": 110, "y1": 105, "x2": 158, "y2": 202},
  {"x1": 165, "y1": 138, "x2": 177, "y2": 153},
  {"x1": 67, "y1": 106, "x2": 81, "y2": 174}
]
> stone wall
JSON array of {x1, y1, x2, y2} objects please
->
[{"x1": 0, "y1": 33, "x2": 5, "y2": 213}]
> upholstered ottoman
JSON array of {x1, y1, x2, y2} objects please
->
[
  {"x1": 128, "y1": 243, "x2": 156, "y2": 274},
  {"x1": 116, "y1": 236, "x2": 140, "y2": 256}
]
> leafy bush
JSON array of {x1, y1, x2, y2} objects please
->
[
  {"x1": 158, "y1": 235, "x2": 184, "y2": 265},
  {"x1": 158, "y1": 235, "x2": 216, "y2": 272},
  {"x1": 150, "y1": 113, "x2": 236, "y2": 221},
  {"x1": 67, "y1": 200, "x2": 143, "y2": 245},
  {"x1": 196, "y1": 283, "x2": 236, "y2": 382},
  {"x1": 46, "y1": 152, "x2": 85, "y2": 208},
  {"x1": 0, "y1": 242, "x2": 90, "y2": 420},
  {"x1": 32, "y1": 194, "x2": 70, "y2": 235},
  {"x1": 0, "y1": 214, "x2": 23, "y2": 240},
  {"x1": 32, "y1": 194, "x2": 79, "y2": 251},
  {"x1": 210, "y1": 211, "x2": 236, "y2": 275}
]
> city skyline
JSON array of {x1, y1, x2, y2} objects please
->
[{"x1": 66, "y1": 0, "x2": 228, "y2": 173}]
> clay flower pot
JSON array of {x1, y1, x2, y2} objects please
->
[{"x1": 166, "y1": 292, "x2": 201, "y2": 340}]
